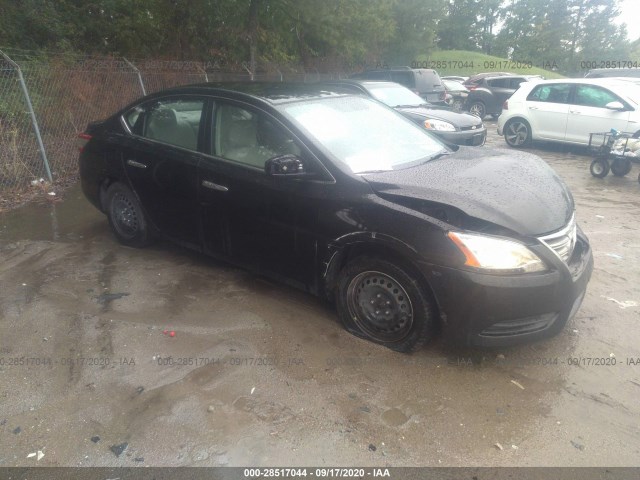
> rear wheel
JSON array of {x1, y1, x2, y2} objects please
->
[
  {"x1": 336, "y1": 256, "x2": 436, "y2": 353},
  {"x1": 590, "y1": 158, "x2": 610, "y2": 178},
  {"x1": 469, "y1": 101, "x2": 486, "y2": 119},
  {"x1": 504, "y1": 118, "x2": 532, "y2": 148},
  {"x1": 105, "y1": 182, "x2": 155, "y2": 247},
  {"x1": 611, "y1": 157, "x2": 632, "y2": 177}
]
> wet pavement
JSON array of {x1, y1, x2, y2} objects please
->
[{"x1": 1, "y1": 121, "x2": 639, "y2": 467}]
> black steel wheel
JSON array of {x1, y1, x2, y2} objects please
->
[
  {"x1": 336, "y1": 256, "x2": 436, "y2": 352},
  {"x1": 504, "y1": 118, "x2": 532, "y2": 148},
  {"x1": 590, "y1": 158, "x2": 610, "y2": 178},
  {"x1": 611, "y1": 157, "x2": 632, "y2": 177},
  {"x1": 105, "y1": 182, "x2": 154, "y2": 247},
  {"x1": 469, "y1": 101, "x2": 486, "y2": 119}
]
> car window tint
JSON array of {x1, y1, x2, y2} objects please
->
[
  {"x1": 124, "y1": 106, "x2": 144, "y2": 133},
  {"x1": 143, "y1": 98, "x2": 204, "y2": 150},
  {"x1": 488, "y1": 78, "x2": 509, "y2": 88},
  {"x1": 510, "y1": 78, "x2": 527, "y2": 88},
  {"x1": 390, "y1": 71, "x2": 415, "y2": 88},
  {"x1": 214, "y1": 104, "x2": 301, "y2": 169},
  {"x1": 574, "y1": 85, "x2": 619, "y2": 108},
  {"x1": 527, "y1": 84, "x2": 571, "y2": 103}
]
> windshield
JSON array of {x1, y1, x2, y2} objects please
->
[
  {"x1": 280, "y1": 96, "x2": 446, "y2": 174},
  {"x1": 365, "y1": 84, "x2": 426, "y2": 108}
]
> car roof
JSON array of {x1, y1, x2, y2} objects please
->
[{"x1": 154, "y1": 82, "x2": 352, "y2": 105}]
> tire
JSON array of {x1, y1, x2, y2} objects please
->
[
  {"x1": 611, "y1": 157, "x2": 632, "y2": 177},
  {"x1": 335, "y1": 255, "x2": 436, "y2": 353},
  {"x1": 451, "y1": 99, "x2": 464, "y2": 113},
  {"x1": 468, "y1": 101, "x2": 486, "y2": 119},
  {"x1": 105, "y1": 182, "x2": 155, "y2": 247},
  {"x1": 590, "y1": 158, "x2": 610, "y2": 178},
  {"x1": 503, "y1": 118, "x2": 532, "y2": 148}
]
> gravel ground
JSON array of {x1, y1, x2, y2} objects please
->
[{"x1": 0, "y1": 121, "x2": 639, "y2": 467}]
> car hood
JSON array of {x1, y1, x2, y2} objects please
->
[
  {"x1": 395, "y1": 106, "x2": 482, "y2": 128},
  {"x1": 362, "y1": 147, "x2": 574, "y2": 236}
]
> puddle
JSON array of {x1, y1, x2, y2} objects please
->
[{"x1": 0, "y1": 183, "x2": 104, "y2": 243}]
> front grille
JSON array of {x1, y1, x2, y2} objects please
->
[
  {"x1": 460, "y1": 124, "x2": 484, "y2": 131},
  {"x1": 538, "y1": 215, "x2": 577, "y2": 263},
  {"x1": 479, "y1": 313, "x2": 558, "y2": 337}
]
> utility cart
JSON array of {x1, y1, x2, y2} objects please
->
[{"x1": 589, "y1": 130, "x2": 640, "y2": 183}]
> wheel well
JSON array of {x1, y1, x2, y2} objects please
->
[
  {"x1": 325, "y1": 242, "x2": 442, "y2": 326},
  {"x1": 99, "y1": 177, "x2": 118, "y2": 211}
]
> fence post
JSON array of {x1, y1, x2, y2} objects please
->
[
  {"x1": 124, "y1": 57, "x2": 146, "y2": 95},
  {"x1": 242, "y1": 62, "x2": 254, "y2": 81},
  {"x1": 0, "y1": 49, "x2": 53, "y2": 183}
]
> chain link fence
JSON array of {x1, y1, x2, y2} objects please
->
[{"x1": 0, "y1": 49, "x2": 349, "y2": 208}]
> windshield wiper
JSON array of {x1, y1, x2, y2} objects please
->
[
  {"x1": 392, "y1": 104, "x2": 425, "y2": 109},
  {"x1": 425, "y1": 150, "x2": 451, "y2": 162}
]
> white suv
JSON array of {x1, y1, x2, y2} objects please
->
[{"x1": 497, "y1": 78, "x2": 640, "y2": 148}]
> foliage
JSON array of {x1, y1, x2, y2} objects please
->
[{"x1": 0, "y1": 0, "x2": 635, "y2": 75}]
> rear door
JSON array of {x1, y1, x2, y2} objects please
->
[
  {"x1": 121, "y1": 96, "x2": 206, "y2": 249},
  {"x1": 523, "y1": 83, "x2": 571, "y2": 141},
  {"x1": 564, "y1": 84, "x2": 631, "y2": 144},
  {"x1": 487, "y1": 77, "x2": 518, "y2": 112}
]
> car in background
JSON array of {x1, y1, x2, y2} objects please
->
[
  {"x1": 497, "y1": 78, "x2": 640, "y2": 147},
  {"x1": 351, "y1": 67, "x2": 447, "y2": 105},
  {"x1": 322, "y1": 79, "x2": 486, "y2": 146},
  {"x1": 442, "y1": 75, "x2": 469, "y2": 83},
  {"x1": 585, "y1": 68, "x2": 640, "y2": 78},
  {"x1": 465, "y1": 74, "x2": 542, "y2": 119},
  {"x1": 78, "y1": 82, "x2": 592, "y2": 350},
  {"x1": 463, "y1": 72, "x2": 513, "y2": 87},
  {"x1": 442, "y1": 79, "x2": 470, "y2": 112}
]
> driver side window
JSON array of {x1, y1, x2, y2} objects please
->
[{"x1": 214, "y1": 104, "x2": 302, "y2": 169}]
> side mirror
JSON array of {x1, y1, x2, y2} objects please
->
[
  {"x1": 265, "y1": 154, "x2": 313, "y2": 178},
  {"x1": 605, "y1": 101, "x2": 626, "y2": 111}
]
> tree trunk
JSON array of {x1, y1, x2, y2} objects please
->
[{"x1": 247, "y1": 0, "x2": 260, "y2": 75}]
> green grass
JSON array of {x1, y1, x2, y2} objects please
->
[{"x1": 414, "y1": 50, "x2": 565, "y2": 79}]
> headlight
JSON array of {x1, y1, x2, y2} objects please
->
[
  {"x1": 424, "y1": 119, "x2": 456, "y2": 131},
  {"x1": 448, "y1": 232, "x2": 547, "y2": 273}
]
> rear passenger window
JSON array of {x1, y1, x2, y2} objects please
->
[
  {"x1": 390, "y1": 71, "x2": 415, "y2": 89},
  {"x1": 142, "y1": 98, "x2": 205, "y2": 150},
  {"x1": 488, "y1": 78, "x2": 510, "y2": 88},
  {"x1": 214, "y1": 104, "x2": 302, "y2": 169},
  {"x1": 527, "y1": 84, "x2": 570, "y2": 103}
]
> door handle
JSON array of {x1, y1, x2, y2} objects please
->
[
  {"x1": 126, "y1": 159, "x2": 147, "y2": 169},
  {"x1": 569, "y1": 110, "x2": 582, "y2": 114},
  {"x1": 202, "y1": 180, "x2": 229, "y2": 192},
  {"x1": 529, "y1": 106, "x2": 539, "y2": 110}
]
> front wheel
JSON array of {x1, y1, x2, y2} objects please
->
[
  {"x1": 468, "y1": 101, "x2": 486, "y2": 119},
  {"x1": 611, "y1": 157, "x2": 632, "y2": 177},
  {"x1": 590, "y1": 158, "x2": 610, "y2": 178},
  {"x1": 105, "y1": 182, "x2": 155, "y2": 247},
  {"x1": 336, "y1": 256, "x2": 436, "y2": 353},
  {"x1": 451, "y1": 99, "x2": 464, "y2": 113},
  {"x1": 504, "y1": 119, "x2": 531, "y2": 148}
]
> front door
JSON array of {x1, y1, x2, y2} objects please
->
[
  {"x1": 199, "y1": 101, "x2": 327, "y2": 290},
  {"x1": 564, "y1": 84, "x2": 631, "y2": 144}
]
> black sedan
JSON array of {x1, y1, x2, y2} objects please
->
[
  {"x1": 322, "y1": 80, "x2": 486, "y2": 146},
  {"x1": 79, "y1": 82, "x2": 593, "y2": 351}
]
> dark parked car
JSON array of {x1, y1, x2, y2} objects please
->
[
  {"x1": 442, "y1": 79, "x2": 470, "y2": 112},
  {"x1": 351, "y1": 67, "x2": 447, "y2": 105},
  {"x1": 464, "y1": 74, "x2": 543, "y2": 119},
  {"x1": 79, "y1": 83, "x2": 593, "y2": 351},
  {"x1": 321, "y1": 80, "x2": 485, "y2": 146}
]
